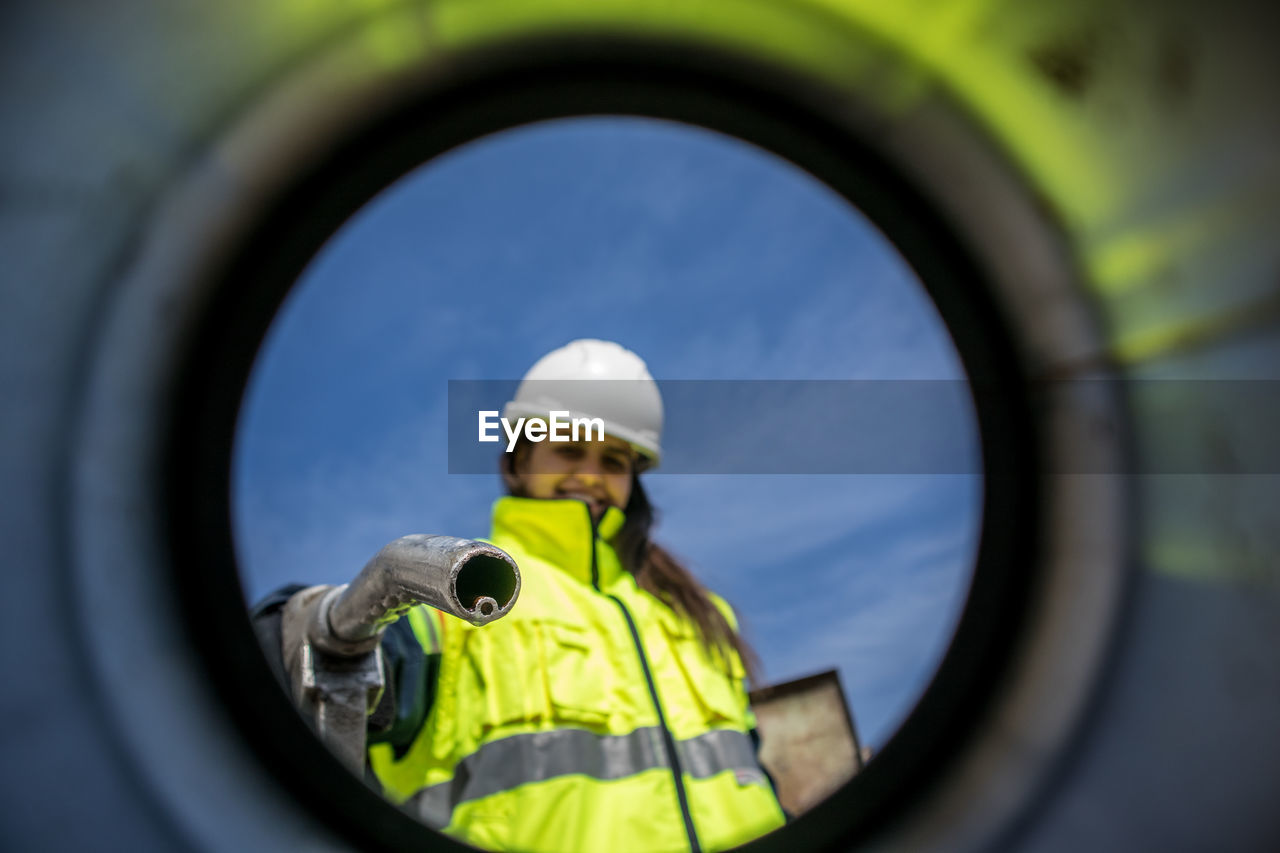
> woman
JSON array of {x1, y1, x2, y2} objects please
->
[{"x1": 366, "y1": 340, "x2": 786, "y2": 853}]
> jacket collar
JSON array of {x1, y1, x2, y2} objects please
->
[{"x1": 489, "y1": 496, "x2": 626, "y2": 587}]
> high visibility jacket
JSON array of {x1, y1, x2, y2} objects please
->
[{"x1": 369, "y1": 496, "x2": 786, "y2": 853}]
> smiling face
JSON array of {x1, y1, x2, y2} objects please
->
[{"x1": 504, "y1": 432, "x2": 635, "y2": 521}]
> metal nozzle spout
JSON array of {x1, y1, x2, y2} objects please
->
[{"x1": 311, "y1": 535, "x2": 521, "y2": 656}]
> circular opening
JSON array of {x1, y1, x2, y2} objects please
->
[
  {"x1": 234, "y1": 114, "x2": 986, "y2": 831},
  {"x1": 456, "y1": 555, "x2": 518, "y2": 613},
  {"x1": 171, "y1": 38, "x2": 1039, "y2": 853},
  {"x1": 235, "y1": 115, "x2": 983, "y2": 764}
]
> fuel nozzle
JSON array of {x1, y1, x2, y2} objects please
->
[{"x1": 280, "y1": 535, "x2": 520, "y2": 772}]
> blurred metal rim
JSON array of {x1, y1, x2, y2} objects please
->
[{"x1": 62, "y1": 3, "x2": 1129, "y2": 852}]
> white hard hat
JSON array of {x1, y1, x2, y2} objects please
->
[{"x1": 503, "y1": 339, "x2": 664, "y2": 469}]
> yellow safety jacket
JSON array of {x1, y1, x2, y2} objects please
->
[{"x1": 369, "y1": 496, "x2": 786, "y2": 853}]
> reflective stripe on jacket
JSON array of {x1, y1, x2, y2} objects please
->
[{"x1": 369, "y1": 496, "x2": 785, "y2": 853}]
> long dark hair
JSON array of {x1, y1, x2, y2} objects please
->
[{"x1": 500, "y1": 443, "x2": 759, "y2": 684}]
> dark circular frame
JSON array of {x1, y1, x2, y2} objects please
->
[{"x1": 167, "y1": 35, "x2": 1041, "y2": 853}]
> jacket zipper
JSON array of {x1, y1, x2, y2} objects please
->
[{"x1": 588, "y1": 509, "x2": 702, "y2": 853}]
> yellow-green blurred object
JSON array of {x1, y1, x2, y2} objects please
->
[{"x1": 4, "y1": 0, "x2": 1279, "y2": 850}]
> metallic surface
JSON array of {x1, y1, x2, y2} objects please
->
[
  {"x1": 324, "y1": 535, "x2": 520, "y2": 646},
  {"x1": 282, "y1": 584, "x2": 388, "y2": 775},
  {"x1": 277, "y1": 537, "x2": 518, "y2": 771},
  {"x1": 1, "y1": 0, "x2": 1277, "y2": 851}
]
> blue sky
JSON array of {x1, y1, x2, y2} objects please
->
[{"x1": 232, "y1": 116, "x2": 982, "y2": 750}]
